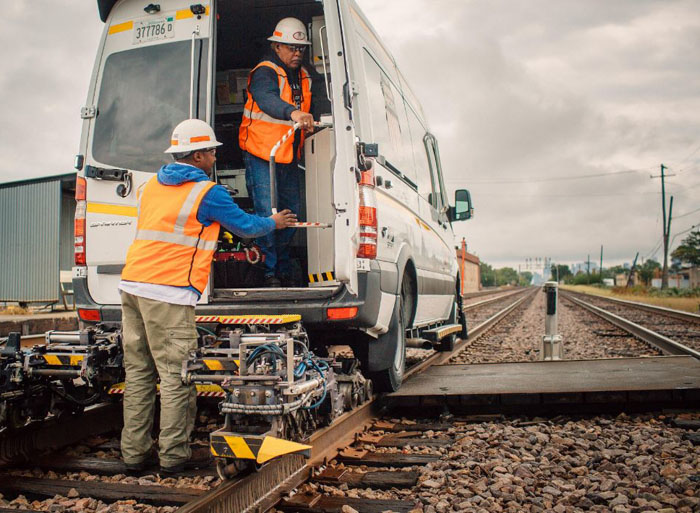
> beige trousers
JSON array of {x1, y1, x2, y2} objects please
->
[{"x1": 120, "y1": 291, "x2": 197, "y2": 467}]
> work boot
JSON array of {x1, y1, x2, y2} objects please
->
[
  {"x1": 159, "y1": 447, "x2": 212, "y2": 475},
  {"x1": 264, "y1": 275, "x2": 281, "y2": 288},
  {"x1": 124, "y1": 449, "x2": 159, "y2": 475}
]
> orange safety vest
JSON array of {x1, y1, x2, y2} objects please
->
[
  {"x1": 239, "y1": 61, "x2": 312, "y2": 164},
  {"x1": 121, "y1": 176, "x2": 219, "y2": 295}
]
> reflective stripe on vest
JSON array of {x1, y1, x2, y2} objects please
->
[
  {"x1": 121, "y1": 176, "x2": 219, "y2": 294},
  {"x1": 239, "y1": 61, "x2": 312, "y2": 164}
]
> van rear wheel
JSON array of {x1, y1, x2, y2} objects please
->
[{"x1": 364, "y1": 278, "x2": 411, "y2": 393}]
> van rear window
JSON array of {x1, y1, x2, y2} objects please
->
[{"x1": 92, "y1": 40, "x2": 208, "y2": 172}]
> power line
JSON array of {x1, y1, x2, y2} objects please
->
[
  {"x1": 448, "y1": 167, "x2": 654, "y2": 185},
  {"x1": 674, "y1": 206, "x2": 700, "y2": 219},
  {"x1": 677, "y1": 142, "x2": 700, "y2": 165},
  {"x1": 472, "y1": 191, "x2": 663, "y2": 198}
]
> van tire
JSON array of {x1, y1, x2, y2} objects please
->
[{"x1": 361, "y1": 277, "x2": 411, "y2": 393}]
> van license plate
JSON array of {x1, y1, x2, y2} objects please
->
[{"x1": 133, "y1": 18, "x2": 175, "y2": 44}]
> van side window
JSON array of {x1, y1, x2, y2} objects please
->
[
  {"x1": 424, "y1": 134, "x2": 449, "y2": 215},
  {"x1": 406, "y1": 108, "x2": 433, "y2": 203},
  {"x1": 360, "y1": 50, "x2": 416, "y2": 185}
]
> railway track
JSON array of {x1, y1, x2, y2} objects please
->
[
  {"x1": 560, "y1": 290, "x2": 700, "y2": 359},
  {"x1": 3, "y1": 286, "x2": 696, "y2": 513},
  {"x1": 0, "y1": 289, "x2": 536, "y2": 513}
]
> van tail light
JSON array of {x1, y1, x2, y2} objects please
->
[
  {"x1": 78, "y1": 308, "x2": 101, "y2": 322},
  {"x1": 326, "y1": 306, "x2": 358, "y2": 320},
  {"x1": 357, "y1": 163, "x2": 377, "y2": 259},
  {"x1": 74, "y1": 177, "x2": 86, "y2": 266}
]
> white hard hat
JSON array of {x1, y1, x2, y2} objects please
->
[
  {"x1": 267, "y1": 17, "x2": 311, "y2": 46},
  {"x1": 164, "y1": 119, "x2": 222, "y2": 154}
]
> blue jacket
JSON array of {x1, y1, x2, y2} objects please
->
[{"x1": 157, "y1": 163, "x2": 275, "y2": 237}]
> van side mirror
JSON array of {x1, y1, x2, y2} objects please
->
[{"x1": 449, "y1": 189, "x2": 473, "y2": 222}]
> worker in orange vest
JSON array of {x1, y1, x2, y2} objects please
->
[
  {"x1": 119, "y1": 119, "x2": 296, "y2": 474},
  {"x1": 239, "y1": 17, "x2": 315, "y2": 288}
]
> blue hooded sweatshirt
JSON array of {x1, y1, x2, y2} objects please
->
[{"x1": 157, "y1": 162, "x2": 275, "y2": 238}]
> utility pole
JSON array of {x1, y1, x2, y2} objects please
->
[
  {"x1": 627, "y1": 252, "x2": 639, "y2": 288},
  {"x1": 600, "y1": 245, "x2": 603, "y2": 278},
  {"x1": 651, "y1": 164, "x2": 675, "y2": 289},
  {"x1": 586, "y1": 254, "x2": 591, "y2": 284}
]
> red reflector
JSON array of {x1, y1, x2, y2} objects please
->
[
  {"x1": 75, "y1": 177, "x2": 87, "y2": 201},
  {"x1": 359, "y1": 206, "x2": 376, "y2": 226},
  {"x1": 78, "y1": 308, "x2": 101, "y2": 322},
  {"x1": 74, "y1": 218, "x2": 85, "y2": 237},
  {"x1": 326, "y1": 307, "x2": 358, "y2": 320},
  {"x1": 359, "y1": 168, "x2": 375, "y2": 186},
  {"x1": 74, "y1": 252, "x2": 86, "y2": 265},
  {"x1": 357, "y1": 243, "x2": 377, "y2": 259}
]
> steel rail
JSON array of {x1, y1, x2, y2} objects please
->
[
  {"x1": 561, "y1": 292, "x2": 700, "y2": 360},
  {"x1": 177, "y1": 287, "x2": 538, "y2": 513},
  {"x1": 463, "y1": 288, "x2": 530, "y2": 312},
  {"x1": 563, "y1": 289, "x2": 700, "y2": 323},
  {"x1": 406, "y1": 287, "x2": 538, "y2": 377},
  {"x1": 462, "y1": 287, "x2": 520, "y2": 300},
  {"x1": 0, "y1": 403, "x2": 122, "y2": 466}
]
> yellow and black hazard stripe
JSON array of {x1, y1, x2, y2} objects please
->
[
  {"x1": 108, "y1": 382, "x2": 227, "y2": 398},
  {"x1": 210, "y1": 433, "x2": 311, "y2": 464},
  {"x1": 201, "y1": 359, "x2": 239, "y2": 372},
  {"x1": 40, "y1": 354, "x2": 84, "y2": 366},
  {"x1": 195, "y1": 314, "x2": 301, "y2": 325},
  {"x1": 308, "y1": 271, "x2": 335, "y2": 284}
]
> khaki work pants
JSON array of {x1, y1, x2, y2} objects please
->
[{"x1": 120, "y1": 291, "x2": 197, "y2": 467}]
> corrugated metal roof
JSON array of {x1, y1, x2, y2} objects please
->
[
  {"x1": 0, "y1": 173, "x2": 75, "y2": 190},
  {"x1": 0, "y1": 180, "x2": 61, "y2": 302}
]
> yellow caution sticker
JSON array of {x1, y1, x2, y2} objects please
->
[
  {"x1": 108, "y1": 21, "x2": 134, "y2": 35},
  {"x1": 308, "y1": 272, "x2": 335, "y2": 283},
  {"x1": 41, "y1": 354, "x2": 84, "y2": 366},
  {"x1": 209, "y1": 434, "x2": 311, "y2": 463},
  {"x1": 107, "y1": 382, "x2": 226, "y2": 397},
  {"x1": 86, "y1": 202, "x2": 138, "y2": 217},
  {"x1": 195, "y1": 315, "x2": 301, "y2": 325}
]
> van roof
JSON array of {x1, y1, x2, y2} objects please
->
[{"x1": 97, "y1": 0, "x2": 117, "y2": 22}]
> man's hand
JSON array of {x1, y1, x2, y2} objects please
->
[
  {"x1": 272, "y1": 209, "x2": 297, "y2": 229},
  {"x1": 291, "y1": 110, "x2": 315, "y2": 133}
]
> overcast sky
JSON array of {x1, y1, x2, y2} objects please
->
[{"x1": 1, "y1": 0, "x2": 698, "y2": 270}]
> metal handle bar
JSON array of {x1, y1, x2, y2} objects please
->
[{"x1": 269, "y1": 121, "x2": 333, "y2": 229}]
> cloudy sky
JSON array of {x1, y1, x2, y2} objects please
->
[{"x1": 2, "y1": 0, "x2": 699, "y2": 270}]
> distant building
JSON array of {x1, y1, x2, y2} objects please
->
[
  {"x1": 456, "y1": 248, "x2": 480, "y2": 293},
  {"x1": 615, "y1": 273, "x2": 638, "y2": 287},
  {"x1": 572, "y1": 262, "x2": 599, "y2": 275},
  {"x1": 0, "y1": 174, "x2": 76, "y2": 305}
]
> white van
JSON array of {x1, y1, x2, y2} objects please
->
[{"x1": 74, "y1": 0, "x2": 473, "y2": 391}]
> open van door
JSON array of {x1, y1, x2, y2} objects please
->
[
  {"x1": 323, "y1": 0, "x2": 359, "y2": 296},
  {"x1": 83, "y1": 1, "x2": 214, "y2": 306}
]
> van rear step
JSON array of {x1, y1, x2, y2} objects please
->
[
  {"x1": 422, "y1": 324, "x2": 461, "y2": 342},
  {"x1": 421, "y1": 324, "x2": 462, "y2": 352}
]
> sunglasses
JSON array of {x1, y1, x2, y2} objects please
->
[{"x1": 284, "y1": 44, "x2": 307, "y2": 54}]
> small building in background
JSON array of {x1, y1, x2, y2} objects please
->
[
  {"x1": 456, "y1": 247, "x2": 480, "y2": 294},
  {"x1": 0, "y1": 174, "x2": 76, "y2": 305},
  {"x1": 615, "y1": 272, "x2": 638, "y2": 287}
]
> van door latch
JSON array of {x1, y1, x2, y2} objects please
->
[
  {"x1": 85, "y1": 165, "x2": 133, "y2": 197},
  {"x1": 80, "y1": 106, "x2": 97, "y2": 119}
]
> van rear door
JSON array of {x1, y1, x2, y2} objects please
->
[
  {"x1": 83, "y1": 1, "x2": 213, "y2": 305},
  {"x1": 325, "y1": 0, "x2": 359, "y2": 296}
]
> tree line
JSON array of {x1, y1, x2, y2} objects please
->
[{"x1": 479, "y1": 230, "x2": 699, "y2": 288}]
